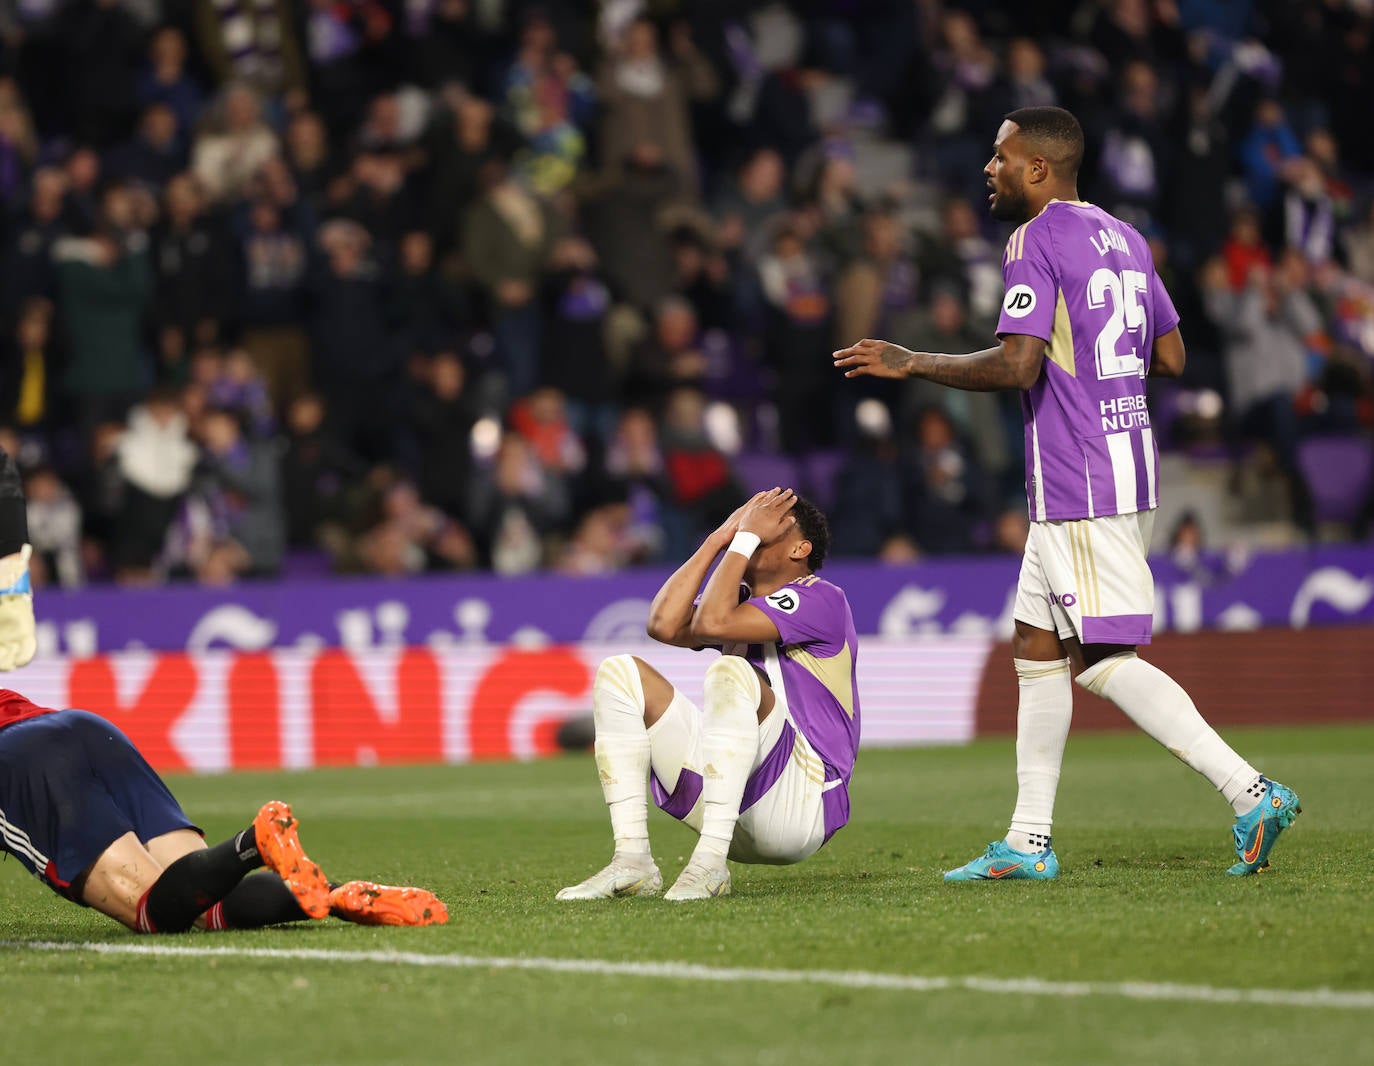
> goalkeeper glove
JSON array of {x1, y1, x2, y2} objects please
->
[{"x1": 0, "y1": 544, "x2": 35, "y2": 670}]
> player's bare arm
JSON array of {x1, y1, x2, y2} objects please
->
[
  {"x1": 832, "y1": 333, "x2": 1047, "y2": 392},
  {"x1": 689, "y1": 491, "x2": 793, "y2": 645},
  {"x1": 645, "y1": 491, "x2": 775, "y2": 647},
  {"x1": 1148, "y1": 326, "x2": 1186, "y2": 379}
]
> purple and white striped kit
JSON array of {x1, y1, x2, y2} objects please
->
[{"x1": 997, "y1": 200, "x2": 1179, "y2": 523}]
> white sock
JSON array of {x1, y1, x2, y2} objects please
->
[
  {"x1": 1006, "y1": 657, "x2": 1072, "y2": 854},
  {"x1": 693, "y1": 657, "x2": 762, "y2": 863},
  {"x1": 591, "y1": 654, "x2": 653, "y2": 857},
  {"x1": 1076, "y1": 652, "x2": 1262, "y2": 815}
]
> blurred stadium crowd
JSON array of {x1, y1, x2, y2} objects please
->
[{"x1": 0, "y1": 0, "x2": 1372, "y2": 587}]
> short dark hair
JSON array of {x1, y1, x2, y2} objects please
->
[
  {"x1": 791, "y1": 496, "x2": 830, "y2": 572},
  {"x1": 1004, "y1": 106, "x2": 1084, "y2": 180}
]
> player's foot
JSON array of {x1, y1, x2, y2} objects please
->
[
  {"x1": 555, "y1": 855, "x2": 662, "y2": 900},
  {"x1": 944, "y1": 840, "x2": 1060, "y2": 882},
  {"x1": 329, "y1": 881, "x2": 449, "y2": 926},
  {"x1": 1227, "y1": 778, "x2": 1301, "y2": 876},
  {"x1": 664, "y1": 858, "x2": 731, "y2": 901},
  {"x1": 252, "y1": 801, "x2": 331, "y2": 918}
]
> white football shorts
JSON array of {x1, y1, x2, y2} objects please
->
[
  {"x1": 1012, "y1": 510, "x2": 1156, "y2": 645},
  {"x1": 646, "y1": 684, "x2": 829, "y2": 866}
]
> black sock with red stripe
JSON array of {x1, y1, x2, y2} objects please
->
[
  {"x1": 203, "y1": 872, "x2": 325, "y2": 930},
  {"x1": 136, "y1": 827, "x2": 264, "y2": 933}
]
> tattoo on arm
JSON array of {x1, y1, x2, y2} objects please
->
[{"x1": 908, "y1": 334, "x2": 1046, "y2": 392}]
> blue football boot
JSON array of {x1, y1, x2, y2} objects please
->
[
  {"x1": 944, "y1": 839, "x2": 1060, "y2": 881},
  {"x1": 1227, "y1": 778, "x2": 1301, "y2": 876}
]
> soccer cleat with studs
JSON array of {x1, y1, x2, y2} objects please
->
[
  {"x1": 1227, "y1": 778, "x2": 1301, "y2": 876},
  {"x1": 252, "y1": 801, "x2": 332, "y2": 919},
  {"x1": 329, "y1": 881, "x2": 449, "y2": 926},
  {"x1": 944, "y1": 839, "x2": 1060, "y2": 882}
]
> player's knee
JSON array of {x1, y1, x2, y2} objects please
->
[
  {"x1": 595, "y1": 654, "x2": 639, "y2": 693},
  {"x1": 703, "y1": 655, "x2": 761, "y2": 711}
]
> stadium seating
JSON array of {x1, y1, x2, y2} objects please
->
[{"x1": 1298, "y1": 436, "x2": 1374, "y2": 525}]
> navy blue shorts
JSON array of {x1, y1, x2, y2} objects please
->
[{"x1": 0, "y1": 710, "x2": 198, "y2": 899}]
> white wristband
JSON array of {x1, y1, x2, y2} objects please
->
[{"x1": 727, "y1": 531, "x2": 761, "y2": 559}]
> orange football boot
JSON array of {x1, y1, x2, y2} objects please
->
[
  {"x1": 329, "y1": 881, "x2": 449, "y2": 926},
  {"x1": 252, "y1": 801, "x2": 332, "y2": 919}
]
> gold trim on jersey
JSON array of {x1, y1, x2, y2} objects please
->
[
  {"x1": 791, "y1": 732, "x2": 825, "y2": 784},
  {"x1": 792, "y1": 574, "x2": 820, "y2": 588},
  {"x1": 1047, "y1": 289, "x2": 1076, "y2": 377},
  {"x1": 783, "y1": 640, "x2": 856, "y2": 719},
  {"x1": 1004, "y1": 223, "x2": 1029, "y2": 264}
]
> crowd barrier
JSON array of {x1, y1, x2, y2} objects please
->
[{"x1": 17, "y1": 546, "x2": 1373, "y2": 773}]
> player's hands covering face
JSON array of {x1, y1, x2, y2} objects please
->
[{"x1": 737, "y1": 488, "x2": 797, "y2": 545}]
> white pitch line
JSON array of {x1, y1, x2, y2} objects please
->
[{"x1": 4, "y1": 940, "x2": 1373, "y2": 1011}]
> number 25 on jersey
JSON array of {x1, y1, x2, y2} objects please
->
[{"x1": 1086, "y1": 267, "x2": 1148, "y2": 380}]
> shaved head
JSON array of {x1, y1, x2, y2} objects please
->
[{"x1": 1003, "y1": 106, "x2": 1084, "y2": 181}]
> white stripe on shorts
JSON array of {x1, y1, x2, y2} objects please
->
[
  {"x1": 0, "y1": 804, "x2": 49, "y2": 873},
  {"x1": 1106, "y1": 431, "x2": 1137, "y2": 515}
]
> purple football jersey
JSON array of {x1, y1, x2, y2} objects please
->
[
  {"x1": 996, "y1": 200, "x2": 1180, "y2": 521},
  {"x1": 744, "y1": 575, "x2": 860, "y2": 783}
]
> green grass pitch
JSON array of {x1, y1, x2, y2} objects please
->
[{"x1": 2, "y1": 723, "x2": 1370, "y2": 1065}]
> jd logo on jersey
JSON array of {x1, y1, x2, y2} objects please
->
[
  {"x1": 766, "y1": 589, "x2": 800, "y2": 614},
  {"x1": 1004, "y1": 284, "x2": 1037, "y2": 318}
]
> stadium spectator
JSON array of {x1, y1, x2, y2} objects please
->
[
  {"x1": 582, "y1": 140, "x2": 681, "y2": 314},
  {"x1": 596, "y1": 15, "x2": 717, "y2": 200},
  {"x1": 1202, "y1": 252, "x2": 1320, "y2": 532},
  {"x1": 900, "y1": 404, "x2": 993, "y2": 555},
  {"x1": 193, "y1": 0, "x2": 306, "y2": 102},
  {"x1": 409, "y1": 351, "x2": 478, "y2": 523},
  {"x1": 151, "y1": 175, "x2": 233, "y2": 377},
  {"x1": 462, "y1": 158, "x2": 551, "y2": 401},
  {"x1": 626, "y1": 296, "x2": 708, "y2": 406},
  {"x1": 235, "y1": 182, "x2": 312, "y2": 412},
  {"x1": 191, "y1": 83, "x2": 279, "y2": 204},
  {"x1": 113, "y1": 388, "x2": 197, "y2": 581},
  {"x1": 309, "y1": 219, "x2": 396, "y2": 461},
  {"x1": 902, "y1": 284, "x2": 1013, "y2": 483},
  {"x1": 468, "y1": 432, "x2": 569, "y2": 574},
  {"x1": 758, "y1": 224, "x2": 834, "y2": 450},
  {"x1": 280, "y1": 392, "x2": 365, "y2": 550},
  {"x1": 918, "y1": 197, "x2": 1005, "y2": 335},
  {"x1": 137, "y1": 26, "x2": 206, "y2": 138},
  {"x1": 1, "y1": 167, "x2": 70, "y2": 319},
  {"x1": 105, "y1": 103, "x2": 185, "y2": 192},
  {"x1": 0, "y1": 299, "x2": 57, "y2": 431},
  {"x1": 54, "y1": 184, "x2": 153, "y2": 436},
  {"x1": 541, "y1": 235, "x2": 617, "y2": 440},
  {"x1": 23, "y1": 464, "x2": 81, "y2": 588}
]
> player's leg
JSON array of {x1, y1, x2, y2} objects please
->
[
  {"x1": 144, "y1": 815, "x2": 447, "y2": 927},
  {"x1": 72, "y1": 708, "x2": 332, "y2": 922},
  {"x1": 1063, "y1": 513, "x2": 1300, "y2": 874},
  {"x1": 664, "y1": 656, "x2": 769, "y2": 900},
  {"x1": 947, "y1": 523, "x2": 1069, "y2": 881},
  {"x1": 556, "y1": 653, "x2": 677, "y2": 899},
  {"x1": 726, "y1": 711, "x2": 828, "y2": 870},
  {"x1": 143, "y1": 831, "x2": 314, "y2": 930}
]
